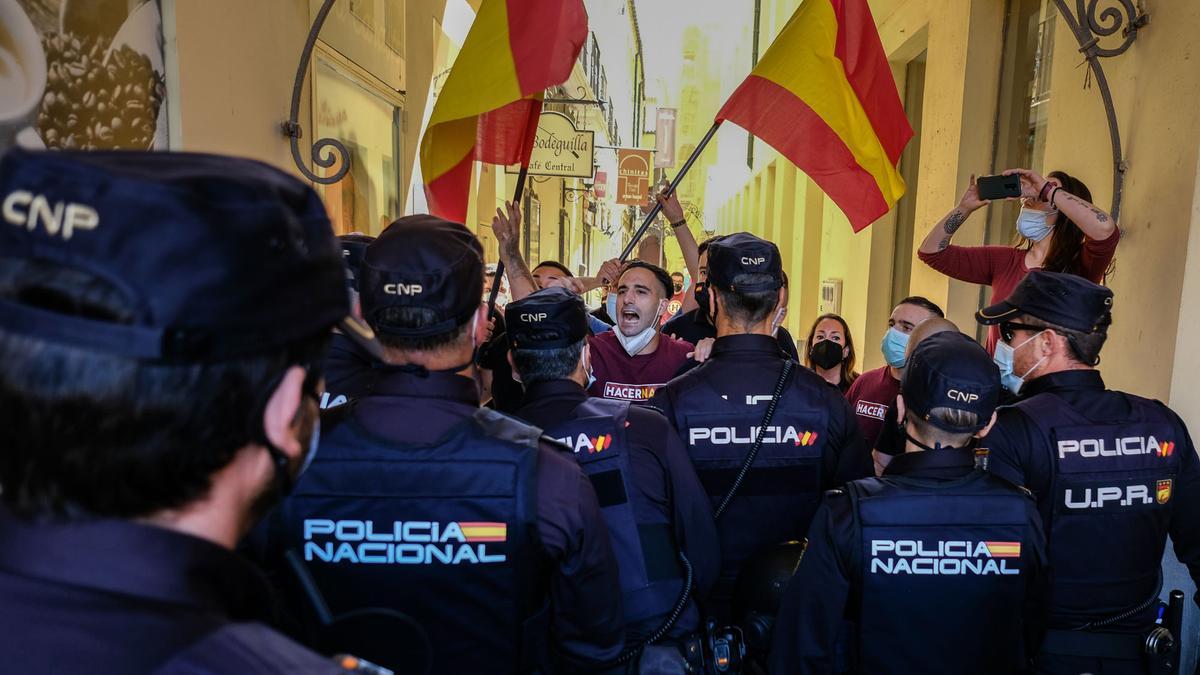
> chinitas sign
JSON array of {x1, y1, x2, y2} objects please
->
[{"x1": 507, "y1": 111, "x2": 594, "y2": 178}]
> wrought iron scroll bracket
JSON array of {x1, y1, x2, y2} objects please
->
[
  {"x1": 282, "y1": 0, "x2": 350, "y2": 184},
  {"x1": 543, "y1": 86, "x2": 604, "y2": 108},
  {"x1": 1052, "y1": 0, "x2": 1149, "y2": 222}
]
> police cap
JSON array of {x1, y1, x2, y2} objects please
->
[
  {"x1": 339, "y1": 233, "x2": 375, "y2": 292},
  {"x1": 0, "y1": 148, "x2": 349, "y2": 362},
  {"x1": 901, "y1": 331, "x2": 1000, "y2": 434},
  {"x1": 360, "y1": 215, "x2": 483, "y2": 338},
  {"x1": 506, "y1": 286, "x2": 589, "y2": 350},
  {"x1": 706, "y1": 232, "x2": 784, "y2": 293},
  {"x1": 976, "y1": 269, "x2": 1113, "y2": 333}
]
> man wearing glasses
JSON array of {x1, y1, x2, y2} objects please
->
[{"x1": 978, "y1": 270, "x2": 1200, "y2": 675}]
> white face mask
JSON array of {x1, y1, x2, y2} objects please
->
[
  {"x1": 582, "y1": 350, "x2": 596, "y2": 388},
  {"x1": 770, "y1": 306, "x2": 786, "y2": 337},
  {"x1": 612, "y1": 297, "x2": 665, "y2": 356},
  {"x1": 613, "y1": 322, "x2": 658, "y2": 357}
]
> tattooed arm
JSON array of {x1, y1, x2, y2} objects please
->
[
  {"x1": 919, "y1": 175, "x2": 989, "y2": 255},
  {"x1": 1005, "y1": 168, "x2": 1117, "y2": 241},
  {"x1": 490, "y1": 200, "x2": 539, "y2": 302}
]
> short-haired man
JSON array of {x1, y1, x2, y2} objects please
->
[
  {"x1": 662, "y1": 271, "x2": 687, "y2": 325},
  {"x1": 649, "y1": 233, "x2": 871, "y2": 624},
  {"x1": 771, "y1": 332, "x2": 1048, "y2": 674},
  {"x1": 264, "y1": 215, "x2": 625, "y2": 674},
  {"x1": 845, "y1": 296, "x2": 945, "y2": 452},
  {"x1": 978, "y1": 270, "x2": 1200, "y2": 674},
  {"x1": 507, "y1": 287, "x2": 720, "y2": 658},
  {"x1": 588, "y1": 260, "x2": 695, "y2": 402},
  {"x1": 662, "y1": 236, "x2": 800, "y2": 360},
  {"x1": 0, "y1": 149, "x2": 347, "y2": 673}
]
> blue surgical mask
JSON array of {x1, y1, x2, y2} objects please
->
[
  {"x1": 605, "y1": 292, "x2": 618, "y2": 320},
  {"x1": 993, "y1": 331, "x2": 1048, "y2": 394},
  {"x1": 880, "y1": 327, "x2": 910, "y2": 368},
  {"x1": 1017, "y1": 208, "x2": 1054, "y2": 242}
]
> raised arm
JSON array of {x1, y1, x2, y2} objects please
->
[
  {"x1": 1005, "y1": 168, "x2": 1117, "y2": 241},
  {"x1": 655, "y1": 186, "x2": 700, "y2": 288},
  {"x1": 490, "y1": 200, "x2": 538, "y2": 302},
  {"x1": 918, "y1": 175, "x2": 989, "y2": 255}
]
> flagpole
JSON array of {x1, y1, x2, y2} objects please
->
[
  {"x1": 485, "y1": 165, "x2": 529, "y2": 318},
  {"x1": 619, "y1": 120, "x2": 723, "y2": 262}
]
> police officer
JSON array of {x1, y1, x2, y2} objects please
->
[
  {"x1": 662, "y1": 236, "x2": 800, "y2": 361},
  {"x1": 320, "y1": 233, "x2": 379, "y2": 410},
  {"x1": 770, "y1": 331, "x2": 1049, "y2": 674},
  {"x1": 506, "y1": 286, "x2": 721, "y2": 656},
  {"x1": 649, "y1": 233, "x2": 872, "y2": 625},
  {"x1": 0, "y1": 149, "x2": 348, "y2": 673},
  {"x1": 268, "y1": 215, "x2": 626, "y2": 674},
  {"x1": 977, "y1": 270, "x2": 1200, "y2": 674}
]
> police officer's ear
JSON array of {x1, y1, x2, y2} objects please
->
[
  {"x1": 974, "y1": 411, "x2": 999, "y2": 439},
  {"x1": 263, "y1": 366, "x2": 308, "y2": 461},
  {"x1": 471, "y1": 303, "x2": 490, "y2": 345}
]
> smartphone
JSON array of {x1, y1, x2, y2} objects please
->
[{"x1": 976, "y1": 174, "x2": 1022, "y2": 200}]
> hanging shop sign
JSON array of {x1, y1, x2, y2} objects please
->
[
  {"x1": 593, "y1": 170, "x2": 607, "y2": 199},
  {"x1": 615, "y1": 148, "x2": 652, "y2": 206},
  {"x1": 506, "y1": 110, "x2": 594, "y2": 178},
  {"x1": 654, "y1": 107, "x2": 677, "y2": 168}
]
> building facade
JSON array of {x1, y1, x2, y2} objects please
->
[{"x1": 713, "y1": 0, "x2": 1200, "y2": 421}]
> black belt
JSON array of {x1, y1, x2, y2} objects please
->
[{"x1": 1040, "y1": 628, "x2": 1144, "y2": 660}]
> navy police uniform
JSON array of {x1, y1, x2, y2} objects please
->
[
  {"x1": 0, "y1": 515, "x2": 342, "y2": 675},
  {"x1": 0, "y1": 149, "x2": 355, "y2": 673},
  {"x1": 265, "y1": 217, "x2": 625, "y2": 674},
  {"x1": 770, "y1": 331, "x2": 1048, "y2": 675},
  {"x1": 649, "y1": 234, "x2": 872, "y2": 622},
  {"x1": 977, "y1": 271, "x2": 1200, "y2": 674},
  {"x1": 507, "y1": 288, "x2": 722, "y2": 644}
]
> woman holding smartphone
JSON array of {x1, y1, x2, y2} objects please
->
[{"x1": 917, "y1": 168, "x2": 1118, "y2": 353}]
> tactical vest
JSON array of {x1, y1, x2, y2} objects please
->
[
  {"x1": 542, "y1": 398, "x2": 688, "y2": 630},
  {"x1": 847, "y1": 470, "x2": 1036, "y2": 674},
  {"x1": 1011, "y1": 392, "x2": 1182, "y2": 628},
  {"x1": 669, "y1": 365, "x2": 830, "y2": 599},
  {"x1": 279, "y1": 407, "x2": 546, "y2": 675}
]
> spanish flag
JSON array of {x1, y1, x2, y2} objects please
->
[
  {"x1": 419, "y1": 0, "x2": 588, "y2": 223},
  {"x1": 716, "y1": 0, "x2": 913, "y2": 232}
]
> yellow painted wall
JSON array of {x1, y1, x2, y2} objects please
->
[
  {"x1": 715, "y1": 0, "x2": 1200, "y2": 435},
  {"x1": 168, "y1": 0, "x2": 446, "y2": 206}
]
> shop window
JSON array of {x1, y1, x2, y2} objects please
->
[
  {"x1": 984, "y1": 0, "x2": 1057, "y2": 248},
  {"x1": 1028, "y1": 2, "x2": 1056, "y2": 171},
  {"x1": 524, "y1": 192, "x2": 542, "y2": 264},
  {"x1": 312, "y1": 45, "x2": 404, "y2": 236}
]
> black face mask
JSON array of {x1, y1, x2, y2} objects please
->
[
  {"x1": 695, "y1": 281, "x2": 711, "y2": 320},
  {"x1": 673, "y1": 281, "x2": 684, "y2": 294},
  {"x1": 809, "y1": 339, "x2": 845, "y2": 370}
]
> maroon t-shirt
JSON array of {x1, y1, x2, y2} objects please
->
[
  {"x1": 587, "y1": 330, "x2": 694, "y2": 402},
  {"x1": 917, "y1": 229, "x2": 1119, "y2": 353},
  {"x1": 844, "y1": 366, "x2": 901, "y2": 448}
]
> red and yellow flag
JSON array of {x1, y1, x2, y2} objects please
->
[
  {"x1": 716, "y1": 0, "x2": 913, "y2": 232},
  {"x1": 420, "y1": 0, "x2": 588, "y2": 223}
]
